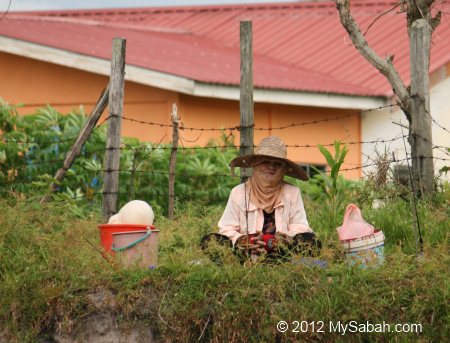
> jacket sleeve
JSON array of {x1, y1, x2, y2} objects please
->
[
  {"x1": 287, "y1": 187, "x2": 313, "y2": 236},
  {"x1": 218, "y1": 189, "x2": 245, "y2": 246}
]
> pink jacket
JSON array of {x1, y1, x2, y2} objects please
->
[{"x1": 218, "y1": 182, "x2": 313, "y2": 245}]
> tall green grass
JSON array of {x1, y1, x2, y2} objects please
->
[{"x1": 0, "y1": 191, "x2": 448, "y2": 342}]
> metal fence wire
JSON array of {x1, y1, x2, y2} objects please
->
[{"x1": 0, "y1": 100, "x2": 449, "y2": 209}]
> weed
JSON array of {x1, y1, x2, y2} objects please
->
[
  {"x1": 1, "y1": 103, "x2": 448, "y2": 342},
  {"x1": 307, "y1": 141, "x2": 356, "y2": 229},
  {"x1": 0, "y1": 192, "x2": 448, "y2": 342}
]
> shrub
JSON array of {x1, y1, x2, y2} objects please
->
[
  {"x1": 0, "y1": 102, "x2": 240, "y2": 215},
  {"x1": 0, "y1": 194, "x2": 448, "y2": 342}
]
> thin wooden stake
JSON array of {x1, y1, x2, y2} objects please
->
[
  {"x1": 239, "y1": 21, "x2": 254, "y2": 183},
  {"x1": 103, "y1": 38, "x2": 126, "y2": 223},
  {"x1": 40, "y1": 85, "x2": 110, "y2": 204},
  {"x1": 168, "y1": 104, "x2": 179, "y2": 220},
  {"x1": 394, "y1": 121, "x2": 424, "y2": 255},
  {"x1": 128, "y1": 148, "x2": 138, "y2": 202}
]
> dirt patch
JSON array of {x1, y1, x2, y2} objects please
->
[
  {"x1": 40, "y1": 289, "x2": 157, "y2": 343},
  {"x1": 50, "y1": 312, "x2": 154, "y2": 343}
]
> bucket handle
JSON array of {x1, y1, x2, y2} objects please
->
[{"x1": 112, "y1": 229, "x2": 152, "y2": 252}]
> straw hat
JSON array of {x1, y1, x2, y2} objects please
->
[{"x1": 230, "y1": 136, "x2": 309, "y2": 181}]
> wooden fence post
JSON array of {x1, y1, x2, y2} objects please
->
[
  {"x1": 239, "y1": 21, "x2": 254, "y2": 183},
  {"x1": 409, "y1": 18, "x2": 434, "y2": 196},
  {"x1": 103, "y1": 38, "x2": 126, "y2": 222},
  {"x1": 168, "y1": 104, "x2": 179, "y2": 220},
  {"x1": 40, "y1": 85, "x2": 109, "y2": 204}
]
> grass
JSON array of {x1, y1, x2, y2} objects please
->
[{"x1": 0, "y1": 189, "x2": 449, "y2": 342}]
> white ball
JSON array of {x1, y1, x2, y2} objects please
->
[{"x1": 108, "y1": 200, "x2": 154, "y2": 225}]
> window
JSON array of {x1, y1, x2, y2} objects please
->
[
  {"x1": 299, "y1": 164, "x2": 326, "y2": 178},
  {"x1": 393, "y1": 165, "x2": 410, "y2": 186}
]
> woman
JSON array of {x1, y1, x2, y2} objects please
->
[{"x1": 201, "y1": 136, "x2": 321, "y2": 262}]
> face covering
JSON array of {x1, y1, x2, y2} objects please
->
[{"x1": 247, "y1": 158, "x2": 286, "y2": 213}]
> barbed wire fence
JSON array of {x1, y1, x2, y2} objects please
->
[
  {"x1": 1, "y1": 100, "x2": 449, "y2": 213},
  {"x1": 1, "y1": 34, "x2": 449, "y2": 221}
]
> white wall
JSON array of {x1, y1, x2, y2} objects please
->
[{"x1": 361, "y1": 77, "x2": 450, "y2": 181}]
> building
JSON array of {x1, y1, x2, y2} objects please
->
[{"x1": 1, "y1": 0, "x2": 449, "y2": 179}]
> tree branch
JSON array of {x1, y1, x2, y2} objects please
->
[
  {"x1": 335, "y1": 0, "x2": 411, "y2": 109},
  {"x1": 363, "y1": 3, "x2": 401, "y2": 36},
  {"x1": 430, "y1": 10, "x2": 441, "y2": 30}
]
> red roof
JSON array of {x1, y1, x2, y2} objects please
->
[{"x1": 1, "y1": 1, "x2": 449, "y2": 97}]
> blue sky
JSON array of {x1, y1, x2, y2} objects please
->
[{"x1": 5, "y1": 0, "x2": 300, "y2": 12}]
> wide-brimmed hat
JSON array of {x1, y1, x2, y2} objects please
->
[{"x1": 230, "y1": 136, "x2": 309, "y2": 181}]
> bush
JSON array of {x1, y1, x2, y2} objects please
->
[
  {"x1": 0, "y1": 101, "x2": 240, "y2": 215},
  {"x1": 1, "y1": 100, "x2": 448, "y2": 341},
  {"x1": 0, "y1": 194, "x2": 448, "y2": 342}
]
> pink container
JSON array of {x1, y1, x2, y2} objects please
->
[{"x1": 112, "y1": 229, "x2": 160, "y2": 268}]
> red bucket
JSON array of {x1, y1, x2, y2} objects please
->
[{"x1": 98, "y1": 224, "x2": 156, "y2": 254}]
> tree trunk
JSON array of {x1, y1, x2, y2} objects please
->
[{"x1": 335, "y1": 0, "x2": 439, "y2": 196}]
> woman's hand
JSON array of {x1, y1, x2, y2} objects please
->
[
  {"x1": 274, "y1": 232, "x2": 293, "y2": 248},
  {"x1": 235, "y1": 235, "x2": 266, "y2": 255}
]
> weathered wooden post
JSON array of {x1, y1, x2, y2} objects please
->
[
  {"x1": 168, "y1": 104, "x2": 179, "y2": 220},
  {"x1": 103, "y1": 38, "x2": 126, "y2": 222},
  {"x1": 239, "y1": 21, "x2": 254, "y2": 183},
  {"x1": 40, "y1": 85, "x2": 109, "y2": 204},
  {"x1": 409, "y1": 18, "x2": 434, "y2": 196}
]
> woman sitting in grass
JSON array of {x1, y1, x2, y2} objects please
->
[{"x1": 201, "y1": 136, "x2": 321, "y2": 263}]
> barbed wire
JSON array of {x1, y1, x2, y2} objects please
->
[
  {"x1": 12, "y1": 187, "x2": 265, "y2": 207},
  {"x1": 2, "y1": 97, "x2": 447, "y2": 153},
  {"x1": 0, "y1": 0, "x2": 12, "y2": 22},
  {"x1": 93, "y1": 136, "x2": 449, "y2": 156},
  {"x1": 3, "y1": 154, "x2": 98, "y2": 170},
  {"x1": 103, "y1": 136, "x2": 409, "y2": 151},
  {"x1": 2, "y1": 155, "x2": 448, "y2": 187},
  {"x1": 119, "y1": 101, "x2": 404, "y2": 132},
  {"x1": 3, "y1": 136, "x2": 448, "y2": 174},
  {"x1": 3, "y1": 135, "x2": 414, "y2": 171},
  {"x1": 432, "y1": 119, "x2": 450, "y2": 134},
  {"x1": 1, "y1": 104, "x2": 393, "y2": 147},
  {"x1": 2, "y1": 188, "x2": 229, "y2": 203},
  {"x1": 1, "y1": 95, "x2": 448, "y2": 187},
  {"x1": 410, "y1": 129, "x2": 450, "y2": 156},
  {"x1": 0, "y1": 114, "x2": 110, "y2": 146},
  {"x1": 70, "y1": 156, "x2": 450, "y2": 175},
  {"x1": 425, "y1": 110, "x2": 450, "y2": 134},
  {"x1": 8, "y1": 181, "x2": 445, "y2": 207}
]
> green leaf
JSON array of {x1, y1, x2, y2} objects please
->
[
  {"x1": 0, "y1": 150, "x2": 6, "y2": 164},
  {"x1": 439, "y1": 166, "x2": 449, "y2": 174},
  {"x1": 337, "y1": 146, "x2": 348, "y2": 165},
  {"x1": 317, "y1": 144, "x2": 335, "y2": 168},
  {"x1": 334, "y1": 140, "x2": 341, "y2": 158},
  {"x1": 330, "y1": 164, "x2": 340, "y2": 180}
]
